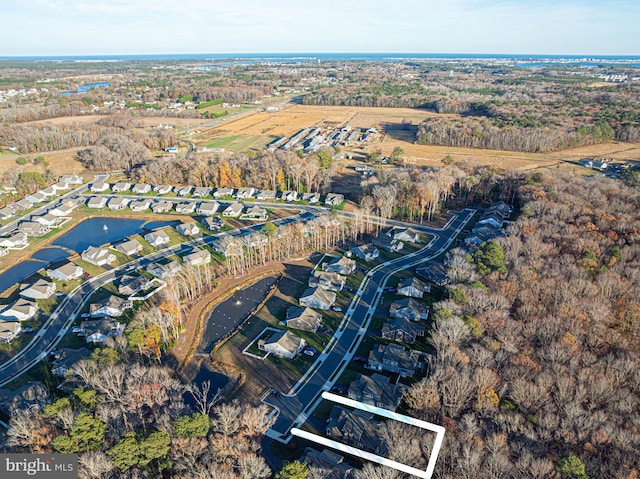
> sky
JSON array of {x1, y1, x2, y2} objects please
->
[{"x1": 1, "y1": 0, "x2": 639, "y2": 56}]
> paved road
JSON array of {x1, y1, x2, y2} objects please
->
[
  {"x1": 0, "y1": 210, "x2": 313, "y2": 387},
  {"x1": 263, "y1": 208, "x2": 476, "y2": 442}
]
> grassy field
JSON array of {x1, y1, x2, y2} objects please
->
[{"x1": 199, "y1": 134, "x2": 276, "y2": 152}]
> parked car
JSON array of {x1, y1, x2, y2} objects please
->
[
  {"x1": 21, "y1": 327, "x2": 34, "y2": 334},
  {"x1": 72, "y1": 326, "x2": 84, "y2": 334},
  {"x1": 331, "y1": 306, "x2": 343, "y2": 312},
  {"x1": 330, "y1": 385, "x2": 347, "y2": 395}
]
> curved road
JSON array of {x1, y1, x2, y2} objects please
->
[{"x1": 263, "y1": 208, "x2": 476, "y2": 442}]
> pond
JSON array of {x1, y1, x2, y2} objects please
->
[
  {"x1": 60, "y1": 81, "x2": 110, "y2": 96},
  {"x1": 0, "y1": 260, "x2": 47, "y2": 293}
]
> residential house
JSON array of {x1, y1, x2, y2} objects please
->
[
  {"x1": 153, "y1": 185, "x2": 173, "y2": 195},
  {"x1": 144, "y1": 230, "x2": 170, "y2": 247},
  {"x1": 323, "y1": 256, "x2": 356, "y2": 275},
  {"x1": 132, "y1": 183, "x2": 151, "y2": 194},
  {"x1": 79, "y1": 319, "x2": 125, "y2": 343},
  {"x1": 0, "y1": 382, "x2": 48, "y2": 415},
  {"x1": 284, "y1": 306, "x2": 322, "y2": 332},
  {"x1": 90, "y1": 180, "x2": 109, "y2": 192},
  {"x1": 19, "y1": 279, "x2": 56, "y2": 299},
  {"x1": 175, "y1": 201, "x2": 197, "y2": 214},
  {"x1": 240, "y1": 206, "x2": 268, "y2": 221},
  {"x1": 47, "y1": 262, "x2": 83, "y2": 281},
  {"x1": 214, "y1": 187, "x2": 234, "y2": 198},
  {"x1": 235, "y1": 187, "x2": 256, "y2": 199},
  {"x1": 129, "y1": 199, "x2": 152, "y2": 212},
  {"x1": 201, "y1": 216, "x2": 225, "y2": 231},
  {"x1": 196, "y1": 201, "x2": 219, "y2": 215},
  {"x1": 14, "y1": 198, "x2": 33, "y2": 211},
  {"x1": 147, "y1": 260, "x2": 182, "y2": 278},
  {"x1": 192, "y1": 186, "x2": 212, "y2": 197},
  {"x1": 348, "y1": 373, "x2": 404, "y2": 410},
  {"x1": 299, "y1": 287, "x2": 336, "y2": 310},
  {"x1": 0, "y1": 233, "x2": 28, "y2": 249},
  {"x1": 49, "y1": 202, "x2": 75, "y2": 217},
  {"x1": 52, "y1": 181, "x2": 70, "y2": 192},
  {"x1": 87, "y1": 196, "x2": 108, "y2": 208},
  {"x1": 396, "y1": 277, "x2": 428, "y2": 298},
  {"x1": 0, "y1": 299, "x2": 38, "y2": 322},
  {"x1": 302, "y1": 192, "x2": 320, "y2": 204},
  {"x1": 50, "y1": 348, "x2": 91, "y2": 376},
  {"x1": 300, "y1": 448, "x2": 355, "y2": 479},
  {"x1": 389, "y1": 297, "x2": 429, "y2": 321},
  {"x1": 0, "y1": 206, "x2": 16, "y2": 219},
  {"x1": 89, "y1": 295, "x2": 133, "y2": 317},
  {"x1": 367, "y1": 343, "x2": 421, "y2": 377},
  {"x1": 486, "y1": 201, "x2": 512, "y2": 217},
  {"x1": 115, "y1": 239, "x2": 143, "y2": 256},
  {"x1": 210, "y1": 235, "x2": 239, "y2": 256},
  {"x1": 256, "y1": 189, "x2": 277, "y2": 200},
  {"x1": 478, "y1": 210, "x2": 504, "y2": 229},
  {"x1": 41, "y1": 186, "x2": 57, "y2": 197},
  {"x1": 151, "y1": 200, "x2": 173, "y2": 214},
  {"x1": 241, "y1": 232, "x2": 268, "y2": 248},
  {"x1": 26, "y1": 192, "x2": 47, "y2": 203},
  {"x1": 382, "y1": 317, "x2": 425, "y2": 344},
  {"x1": 111, "y1": 181, "x2": 131, "y2": 193},
  {"x1": 324, "y1": 193, "x2": 344, "y2": 206},
  {"x1": 282, "y1": 190, "x2": 298, "y2": 202},
  {"x1": 258, "y1": 330, "x2": 306, "y2": 359},
  {"x1": 326, "y1": 406, "x2": 386, "y2": 455},
  {"x1": 60, "y1": 174, "x2": 83, "y2": 185},
  {"x1": 222, "y1": 203, "x2": 244, "y2": 217},
  {"x1": 350, "y1": 244, "x2": 379, "y2": 261},
  {"x1": 416, "y1": 263, "x2": 451, "y2": 287},
  {"x1": 175, "y1": 186, "x2": 192, "y2": 197},
  {"x1": 183, "y1": 248, "x2": 211, "y2": 267},
  {"x1": 33, "y1": 213, "x2": 60, "y2": 227},
  {"x1": 176, "y1": 221, "x2": 200, "y2": 236},
  {"x1": 309, "y1": 270, "x2": 346, "y2": 292},
  {"x1": 0, "y1": 321, "x2": 21, "y2": 343},
  {"x1": 107, "y1": 196, "x2": 130, "y2": 211},
  {"x1": 372, "y1": 233, "x2": 403, "y2": 253},
  {"x1": 19, "y1": 221, "x2": 50, "y2": 237},
  {"x1": 81, "y1": 246, "x2": 116, "y2": 266},
  {"x1": 387, "y1": 227, "x2": 420, "y2": 243},
  {"x1": 118, "y1": 275, "x2": 152, "y2": 296}
]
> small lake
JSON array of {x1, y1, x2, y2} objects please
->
[
  {"x1": 0, "y1": 260, "x2": 47, "y2": 293},
  {"x1": 60, "y1": 81, "x2": 110, "y2": 96},
  {"x1": 31, "y1": 247, "x2": 70, "y2": 263}
]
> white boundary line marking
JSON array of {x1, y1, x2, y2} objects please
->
[{"x1": 291, "y1": 392, "x2": 445, "y2": 479}]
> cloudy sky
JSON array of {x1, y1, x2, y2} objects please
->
[{"x1": 1, "y1": 0, "x2": 639, "y2": 56}]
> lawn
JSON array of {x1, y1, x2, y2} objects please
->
[{"x1": 200, "y1": 135, "x2": 275, "y2": 153}]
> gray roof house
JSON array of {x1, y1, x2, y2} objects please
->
[
  {"x1": 50, "y1": 348, "x2": 92, "y2": 376},
  {"x1": 350, "y1": 244, "x2": 379, "y2": 261},
  {"x1": 257, "y1": 189, "x2": 277, "y2": 200},
  {"x1": 107, "y1": 196, "x2": 130, "y2": 210},
  {"x1": 115, "y1": 239, "x2": 143, "y2": 256},
  {"x1": 132, "y1": 183, "x2": 151, "y2": 194},
  {"x1": 0, "y1": 382, "x2": 48, "y2": 414},
  {"x1": 299, "y1": 287, "x2": 336, "y2": 310},
  {"x1": 214, "y1": 187, "x2": 235, "y2": 198},
  {"x1": 90, "y1": 295, "x2": 133, "y2": 317},
  {"x1": 324, "y1": 193, "x2": 344, "y2": 206},
  {"x1": 118, "y1": 275, "x2": 153, "y2": 296},
  {"x1": 175, "y1": 186, "x2": 192, "y2": 197},
  {"x1": 151, "y1": 200, "x2": 174, "y2": 214},
  {"x1": 79, "y1": 319, "x2": 125, "y2": 343},
  {"x1": 367, "y1": 343, "x2": 421, "y2": 377},
  {"x1": 326, "y1": 406, "x2": 386, "y2": 455},
  {"x1": 60, "y1": 174, "x2": 83, "y2": 185},
  {"x1": 153, "y1": 185, "x2": 173, "y2": 195},
  {"x1": 81, "y1": 246, "x2": 116, "y2": 266},
  {"x1": 196, "y1": 201, "x2": 219, "y2": 215},
  {"x1": 183, "y1": 248, "x2": 211, "y2": 267},
  {"x1": 372, "y1": 233, "x2": 403, "y2": 253},
  {"x1": 176, "y1": 221, "x2": 200, "y2": 236},
  {"x1": 258, "y1": 330, "x2": 306, "y2": 359},
  {"x1": 348, "y1": 373, "x2": 404, "y2": 410},
  {"x1": 175, "y1": 201, "x2": 197, "y2": 214},
  {"x1": 240, "y1": 206, "x2": 268, "y2": 221},
  {"x1": 381, "y1": 317, "x2": 426, "y2": 344},
  {"x1": 285, "y1": 306, "x2": 322, "y2": 332},
  {"x1": 147, "y1": 260, "x2": 182, "y2": 278},
  {"x1": 0, "y1": 298, "x2": 38, "y2": 322},
  {"x1": 19, "y1": 278, "x2": 56, "y2": 300},
  {"x1": 222, "y1": 202, "x2": 244, "y2": 217},
  {"x1": 416, "y1": 263, "x2": 451, "y2": 286},
  {"x1": 47, "y1": 262, "x2": 83, "y2": 281},
  {"x1": 323, "y1": 256, "x2": 356, "y2": 275},
  {"x1": 202, "y1": 216, "x2": 225, "y2": 231},
  {"x1": 302, "y1": 192, "x2": 321, "y2": 204},
  {"x1": 90, "y1": 180, "x2": 109, "y2": 192},
  {"x1": 111, "y1": 181, "x2": 131, "y2": 193},
  {"x1": 387, "y1": 227, "x2": 420, "y2": 243},
  {"x1": 19, "y1": 221, "x2": 50, "y2": 237},
  {"x1": 144, "y1": 230, "x2": 170, "y2": 247},
  {"x1": 396, "y1": 277, "x2": 428, "y2": 298},
  {"x1": 309, "y1": 270, "x2": 346, "y2": 292},
  {"x1": 0, "y1": 321, "x2": 21, "y2": 344},
  {"x1": 87, "y1": 195, "x2": 108, "y2": 208},
  {"x1": 192, "y1": 186, "x2": 212, "y2": 197},
  {"x1": 235, "y1": 187, "x2": 256, "y2": 199},
  {"x1": 301, "y1": 448, "x2": 355, "y2": 479},
  {"x1": 389, "y1": 297, "x2": 429, "y2": 321},
  {"x1": 129, "y1": 199, "x2": 152, "y2": 212}
]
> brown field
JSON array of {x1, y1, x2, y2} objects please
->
[{"x1": 0, "y1": 150, "x2": 84, "y2": 177}]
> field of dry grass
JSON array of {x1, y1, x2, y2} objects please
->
[{"x1": 0, "y1": 150, "x2": 84, "y2": 177}]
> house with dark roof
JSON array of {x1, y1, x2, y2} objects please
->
[
  {"x1": 258, "y1": 330, "x2": 306, "y2": 359},
  {"x1": 372, "y1": 233, "x2": 403, "y2": 253},
  {"x1": 284, "y1": 306, "x2": 322, "y2": 332},
  {"x1": 201, "y1": 216, "x2": 225, "y2": 231},
  {"x1": 416, "y1": 263, "x2": 451, "y2": 286},
  {"x1": 118, "y1": 276, "x2": 152, "y2": 296},
  {"x1": 309, "y1": 270, "x2": 346, "y2": 292},
  {"x1": 326, "y1": 406, "x2": 387, "y2": 455},
  {"x1": 348, "y1": 373, "x2": 404, "y2": 410},
  {"x1": 386, "y1": 226, "x2": 420, "y2": 243},
  {"x1": 382, "y1": 317, "x2": 425, "y2": 344},
  {"x1": 0, "y1": 382, "x2": 48, "y2": 415},
  {"x1": 396, "y1": 277, "x2": 428, "y2": 298},
  {"x1": 299, "y1": 287, "x2": 336, "y2": 310},
  {"x1": 367, "y1": 343, "x2": 421, "y2": 377},
  {"x1": 90, "y1": 295, "x2": 133, "y2": 317},
  {"x1": 50, "y1": 348, "x2": 92, "y2": 377},
  {"x1": 389, "y1": 297, "x2": 429, "y2": 321},
  {"x1": 301, "y1": 448, "x2": 355, "y2": 479},
  {"x1": 323, "y1": 256, "x2": 356, "y2": 275}
]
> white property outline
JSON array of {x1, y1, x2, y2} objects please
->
[{"x1": 291, "y1": 392, "x2": 445, "y2": 479}]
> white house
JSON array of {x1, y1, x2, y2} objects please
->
[
  {"x1": 214, "y1": 187, "x2": 234, "y2": 198},
  {"x1": 175, "y1": 201, "x2": 197, "y2": 214},
  {"x1": 323, "y1": 256, "x2": 356, "y2": 275},
  {"x1": 129, "y1": 199, "x2": 152, "y2": 212},
  {"x1": 196, "y1": 202, "x2": 219, "y2": 215},
  {"x1": 89, "y1": 296, "x2": 133, "y2": 318},
  {"x1": 19, "y1": 279, "x2": 57, "y2": 300},
  {"x1": 47, "y1": 262, "x2": 84, "y2": 282},
  {"x1": 396, "y1": 277, "x2": 428, "y2": 299},
  {"x1": 235, "y1": 187, "x2": 256, "y2": 199},
  {"x1": 175, "y1": 186, "x2": 192, "y2": 197},
  {"x1": 258, "y1": 330, "x2": 306, "y2": 359},
  {"x1": 90, "y1": 181, "x2": 109, "y2": 192},
  {"x1": 176, "y1": 221, "x2": 200, "y2": 236},
  {"x1": 144, "y1": 230, "x2": 170, "y2": 247},
  {"x1": 86, "y1": 196, "x2": 108, "y2": 208},
  {"x1": 60, "y1": 174, "x2": 83, "y2": 185},
  {"x1": 108, "y1": 197, "x2": 130, "y2": 211},
  {"x1": 183, "y1": 248, "x2": 211, "y2": 266},
  {"x1": 325, "y1": 193, "x2": 344, "y2": 206},
  {"x1": 0, "y1": 321, "x2": 21, "y2": 344},
  {"x1": 132, "y1": 183, "x2": 151, "y2": 194},
  {"x1": 0, "y1": 233, "x2": 28, "y2": 249},
  {"x1": 81, "y1": 246, "x2": 116, "y2": 266},
  {"x1": 147, "y1": 260, "x2": 182, "y2": 278},
  {"x1": 19, "y1": 221, "x2": 50, "y2": 237},
  {"x1": 111, "y1": 181, "x2": 131, "y2": 193},
  {"x1": 299, "y1": 287, "x2": 336, "y2": 310},
  {"x1": 154, "y1": 185, "x2": 173, "y2": 195},
  {"x1": 115, "y1": 239, "x2": 143, "y2": 256},
  {"x1": 222, "y1": 203, "x2": 244, "y2": 217},
  {"x1": 240, "y1": 206, "x2": 268, "y2": 221},
  {"x1": 0, "y1": 299, "x2": 38, "y2": 322}
]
